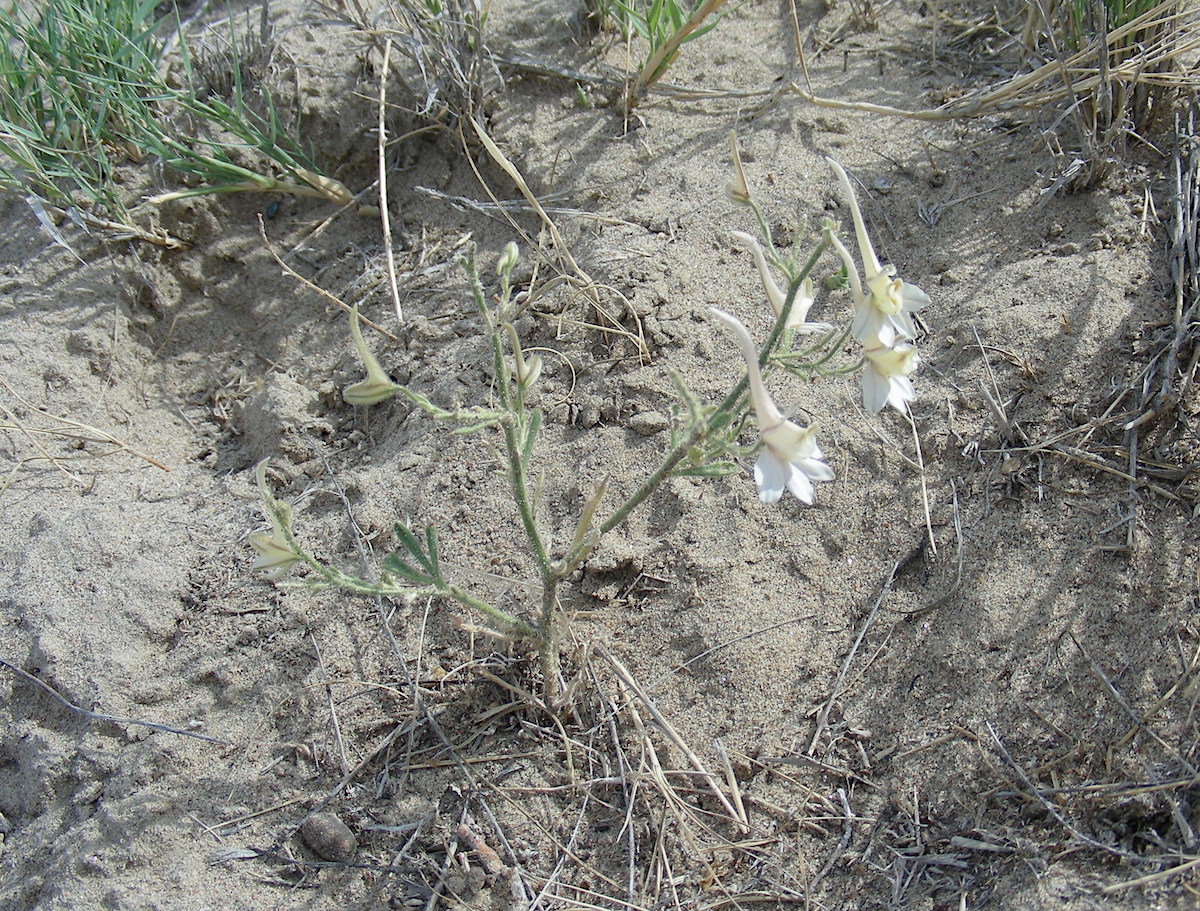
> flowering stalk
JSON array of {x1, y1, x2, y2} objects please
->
[
  {"x1": 709, "y1": 309, "x2": 834, "y2": 504},
  {"x1": 826, "y1": 158, "x2": 931, "y2": 414},
  {"x1": 598, "y1": 240, "x2": 827, "y2": 533},
  {"x1": 251, "y1": 233, "x2": 840, "y2": 704}
]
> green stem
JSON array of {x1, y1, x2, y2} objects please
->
[
  {"x1": 502, "y1": 416, "x2": 552, "y2": 574},
  {"x1": 599, "y1": 239, "x2": 828, "y2": 537},
  {"x1": 446, "y1": 584, "x2": 543, "y2": 640},
  {"x1": 468, "y1": 257, "x2": 552, "y2": 578}
]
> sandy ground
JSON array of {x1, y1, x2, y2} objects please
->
[{"x1": 2, "y1": 0, "x2": 1200, "y2": 908}]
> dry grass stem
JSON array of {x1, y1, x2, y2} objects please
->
[
  {"x1": 0, "y1": 657, "x2": 228, "y2": 744},
  {"x1": 602, "y1": 647, "x2": 747, "y2": 831},
  {"x1": 0, "y1": 378, "x2": 170, "y2": 477},
  {"x1": 258, "y1": 219, "x2": 397, "y2": 341},
  {"x1": 377, "y1": 38, "x2": 404, "y2": 326},
  {"x1": 788, "y1": 2, "x2": 1199, "y2": 127},
  {"x1": 467, "y1": 118, "x2": 650, "y2": 362},
  {"x1": 807, "y1": 558, "x2": 903, "y2": 755}
]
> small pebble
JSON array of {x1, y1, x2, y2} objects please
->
[
  {"x1": 300, "y1": 812, "x2": 357, "y2": 862},
  {"x1": 628, "y1": 411, "x2": 669, "y2": 436}
]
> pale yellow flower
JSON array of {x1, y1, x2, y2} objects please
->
[
  {"x1": 343, "y1": 305, "x2": 400, "y2": 405},
  {"x1": 862, "y1": 334, "x2": 920, "y2": 414},
  {"x1": 730, "y1": 231, "x2": 816, "y2": 330},
  {"x1": 249, "y1": 460, "x2": 303, "y2": 579},
  {"x1": 826, "y1": 158, "x2": 929, "y2": 346}
]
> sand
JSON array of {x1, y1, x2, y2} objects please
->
[{"x1": 2, "y1": 1, "x2": 1199, "y2": 908}]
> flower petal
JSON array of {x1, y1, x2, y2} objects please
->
[
  {"x1": 863, "y1": 364, "x2": 890, "y2": 414},
  {"x1": 784, "y1": 463, "x2": 814, "y2": 504},
  {"x1": 250, "y1": 534, "x2": 302, "y2": 580},
  {"x1": 902, "y1": 282, "x2": 930, "y2": 310},
  {"x1": 852, "y1": 303, "x2": 886, "y2": 344},
  {"x1": 762, "y1": 419, "x2": 818, "y2": 461},
  {"x1": 754, "y1": 449, "x2": 787, "y2": 504},
  {"x1": 799, "y1": 458, "x2": 836, "y2": 483},
  {"x1": 887, "y1": 375, "x2": 916, "y2": 412},
  {"x1": 787, "y1": 278, "x2": 816, "y2": 328}
]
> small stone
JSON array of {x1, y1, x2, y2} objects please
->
[
  {"x1": 628, "y1": 411, "x2": 669, "y2": 436},
  {"x1": 300, "y1": 812, "x2": 357, "y2": 862}
]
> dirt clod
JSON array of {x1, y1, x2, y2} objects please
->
[{"x1": 300, "y1": 812, "x2": 357, "y2": 863}]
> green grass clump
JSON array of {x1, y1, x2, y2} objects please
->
[
  {"x1": 1061, "y1": 0, "x2": 1163, "y2": 49},
  {"x1": 584, "y1": 0, "x2": 730, "y2": 109},
  {"x1": 0, "y1": 0, "x2": 354, "y2": 246}
]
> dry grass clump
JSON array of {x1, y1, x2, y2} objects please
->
[
  {"x1": 979, "y1": 630, "x2": 1200, "y2": 897},
  {"x1": 322, "y1": 0, "x2": 496, "y2": 133},
  {"x1": 792, "y1": 0, "x2": 1199, "y2": 188},
  {"x1": 1019, "y1": 0, "x2": 1198, "y2": 184}
]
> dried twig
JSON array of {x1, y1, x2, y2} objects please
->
[
  {"x1": 0, "y1": 377, "x2": 169, "y2": 473},
  {"x1": 377, "y1": 37, "x2": 404, "y2": 326},
  {"x1": 0, "y1": 657, "x2": 228, "y2": 744},
  {"x1": 807, "y1": 559, "x2": 903, "y2": 755}
]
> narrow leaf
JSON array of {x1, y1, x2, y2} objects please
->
[
  {"x1": 423, "y1": 526, "x2": 440, "y2": 579},
  {"x1": 393, "y1": 521, "x2": 432, "y2": 574},
  {"x1": 382, "y1": 554, "x2": 433, "y2": 584}
]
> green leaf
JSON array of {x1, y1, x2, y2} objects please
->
[
  {"x1": 381, "y1": 554, "x2": 434, "y2": 585},
  {"x1": 521, "y1": 408, "x2": 542, "y2": 467},
  {"x1": 423, "y1": 526, "x2": 440, "y2": 578},
  {"x1": 393, "y1": 521, "x2": 433, "y2": 575}
]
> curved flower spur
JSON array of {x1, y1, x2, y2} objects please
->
[
  {"x1": 824, "y1": 157, "x2": 931, "y2": 414},
  {"x1": 826, "y1": 157, "x2": 930, "y2": 348},
  {"x1": 709, "y1": 308, "x2": 834, "y2": 505}
]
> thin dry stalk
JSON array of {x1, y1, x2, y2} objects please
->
[
  {"x1": 257, "y1": 219, "x2": 397, "y2": 341},
  {"x1": 377, "y1": 37, "x2": 404, "y2": 325},
  {"x1": 807, "y1": 558, "x2": 902, "y2": 755},
  {"x1": 0, "y1": 378, "x2": 170, "y2": 478},
  {"x1": 1124, "y1": 104, "x2": 1200, "y2": 430},
  {"x1": 787, "y1": 2, "x2": 1199, "y2": 127},
  {"x1": 309, "y1": 631, "x2": 352, "y2": 777},
  {"x1": 1070, "y1": 632, "x2": 1199, "y2": 776},
  {"x1": 602, "y1": 647, "x2": 747, "y2": 831},
  {"x1": 467, "y1": 118, "x2": 650, "y2": 361},
  {"x1": 0, "y1": 657, "x2": 228, "y2": 744}
]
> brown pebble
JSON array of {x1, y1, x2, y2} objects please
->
[{"x1": 300, "y1": 812, "x2": 357, "y2": 862}]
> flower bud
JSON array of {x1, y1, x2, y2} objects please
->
[
  {"x1": 497, "y1": 241, "x2": 520, "y2": 278},
  {"x1": 727, "y1": 130, "x2": 751, "y2": 205},
  {"x1": 343, "y1": 305, "x2": 400, "y2": 405}
]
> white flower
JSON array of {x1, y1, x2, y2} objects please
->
[
  {"x1": 862, "y1": 335, "x2": 920, "y2": 414},
  {"x1": 826, "y1": 158, "x2": 929, "y2": 346},
  {"x1": 756, "y1": 418, "x2": 835, "y2": 505},
  {"x1": 249, "y1": 461, "x2": 303, "y2": 579},
  {"x1": 730, "y1": 231, "x2": 818, "y2": 330},
  {"x1": 709, "y1": 308, "x2": 835, "y2": 505}
]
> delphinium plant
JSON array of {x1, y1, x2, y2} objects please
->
[{"x1": 250, "y1": 142, "x2": 930, "y2": 704}]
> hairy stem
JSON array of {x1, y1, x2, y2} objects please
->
[{"x1": 446, "y1": 584, "x2": 542, "y2": 641}]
